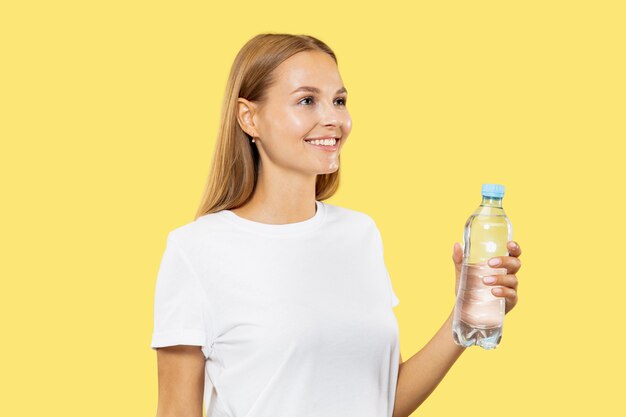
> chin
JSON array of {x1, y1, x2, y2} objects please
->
[{"x1": 318, "y1": 162, "x2": 339, "y2": 174}]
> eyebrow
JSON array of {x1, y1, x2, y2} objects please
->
[{"x1": 291, "y1": 86, "x2": 348, "y2": 95}]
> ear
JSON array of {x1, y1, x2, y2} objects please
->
[{"x1": 237, "y1": 98, "x2": 260, "y2": 138}]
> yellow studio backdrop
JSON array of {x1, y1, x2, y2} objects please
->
[{"x1": 1, "y1": 1, "x2": 624, "y2": 416}]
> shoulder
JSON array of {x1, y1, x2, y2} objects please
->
[
  {"x1": 164, "y1": 211, "x2": 229, "y2": 251},
  {"x1": 322, "y1": 201, "x2": 379, "y2": 232}
]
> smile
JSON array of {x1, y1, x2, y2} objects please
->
[{"x1": 304, "y1": 138, "x2": 340, "y2": 151}]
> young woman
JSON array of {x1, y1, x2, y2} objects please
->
[{"x1": 150, "y1": 33, "x2": 522, "y2": 417}]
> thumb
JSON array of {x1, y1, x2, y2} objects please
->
[{"x1": 452, "y1": 242, "x2": 463, "y2": 265}]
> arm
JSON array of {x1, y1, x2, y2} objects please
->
[
  {"x1": 392, "y1": 241, "x2": 521, "y2": 417},
  {"x1": 392, "y1": 309, "x2": 466, "y2": 417},
  {"x1": 155, "y1": 345, "x2": 205, "y2": 417}
]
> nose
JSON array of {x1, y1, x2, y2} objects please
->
[{"x1": 319, "y1": 100, "x2": 344, "y2": 127}]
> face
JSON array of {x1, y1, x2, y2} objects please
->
[{"x1": 237, "y1": 50, "x2": 352, "y2": 176}]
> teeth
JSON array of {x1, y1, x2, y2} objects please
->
[{"x1": 306, "y1": 138, "x2": 337, "y2": 146}]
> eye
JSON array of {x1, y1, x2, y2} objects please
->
[{"x1": 298, "y1": 96, "x2": 348, "y2": 106}]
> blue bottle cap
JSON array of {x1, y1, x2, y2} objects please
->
[{"x1": 482, "y1": 183, "x2": 505, "y2": 198}]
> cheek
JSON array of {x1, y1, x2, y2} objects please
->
[{"x1": 283, "y1": 109, "x2": 317, "y2": 137}]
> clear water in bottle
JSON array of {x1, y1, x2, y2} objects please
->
[{"x1": 452, "y1": 183, "x2": 513, "y2": 350}]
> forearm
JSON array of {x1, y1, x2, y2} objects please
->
[{"x1": 392, "y1": 309, "x2": 466, "y2": 417}]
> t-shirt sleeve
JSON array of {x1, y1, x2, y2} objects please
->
[
  {"x1": 369, "y1": 215, "x2": 400, "y2": 309},
  {"x1": 150, "y1": 233, "x2": 213, "y2": 357},
  {"x1": 387, "y1": 269, "x2": 400, "y2": 308}
]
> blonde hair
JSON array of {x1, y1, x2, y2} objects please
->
[{"x1": 194, "y1": 33, "x2": 342, "y2": 220}]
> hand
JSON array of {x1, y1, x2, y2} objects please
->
[{"x1": 452, "y1": 241, "x2": 522, "y2": 315}]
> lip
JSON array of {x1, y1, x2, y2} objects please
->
[
  {"x1": 305, "y1": 136, "x2": 341, "y2": 140},
  {"x1": 304, "y1": 137, "x2": 341, "y2": 152}
]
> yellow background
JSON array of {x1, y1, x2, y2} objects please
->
[{"x1": 2, "y1": 1, "x2": 624, "y2": 416}]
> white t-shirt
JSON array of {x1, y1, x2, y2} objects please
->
[{"x1": 150, "y1": 200, "x2": 401, "y2": 417}]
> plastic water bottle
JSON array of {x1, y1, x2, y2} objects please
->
[{"x1": 452, "y1": 183, "x2": 513, "y2": 350}]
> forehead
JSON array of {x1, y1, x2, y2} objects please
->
[{"x1": 270, "y1": 51, "x2": 343, "y2": 94}]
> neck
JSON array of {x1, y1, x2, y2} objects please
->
[
  {"x1": 231, "y1": 164, "x2": 318, "y2": 224},
  {"x1": 481, "y1": 196, "x2": 503, "y2": 208}
]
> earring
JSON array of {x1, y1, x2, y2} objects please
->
[{"x1": 251, "y1": 138, "x2": 256, "y2": 143}]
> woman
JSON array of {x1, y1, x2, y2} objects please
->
[{"x1": 150, "y1": 33, "x2": 522, "y2": 417}]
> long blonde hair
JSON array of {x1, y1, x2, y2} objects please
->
[{"x1": 194, "y1": 33, "x2": 342, "y2": 220}]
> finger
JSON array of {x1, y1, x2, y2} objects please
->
[
  {"x1": 483, "y1": 274, "x2": 518, "y2": 290},
  {"x1": 491, "y1": 285, "x2": 517, "y2": 300},
  {"x1": 492, "y1": 286, "x2": 518, "y2": 313},
  {"x1": 507, "y1": 241, "x2": 522, "y2": 258},
  {"x1": 487, "y1": 255, "x2": 522, "y2": 274}
]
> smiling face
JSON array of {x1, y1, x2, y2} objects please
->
[{"x1": 238, "y1": 50, "x2": 352, "y2": 176}]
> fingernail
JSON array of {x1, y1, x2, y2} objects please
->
[
  {"x1": 483, "y1": 276, "x2": 496, "y2": 284},
  {"x1": 493, "y1": 287, "x2": 503, "y2": 295},
  {"x1": 510, "y1": 242, "x2": 518, "y2": 249},
  {"x1": 488, "y1": 258, "x2": 501, "y2": 266}
]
